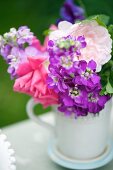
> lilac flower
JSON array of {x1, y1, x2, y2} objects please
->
[
  {"x1": 7, "y1": 47, "x2": 27, "y2": 79},
  {"x1": 3, "y1": 28, "x2": 17, "y2": 45},
  {"x1": 0, "y1": 45, "x2": 11, "y2": 60},
  {"x1": 57, "y1": 0, "x2": 85, "y2": 25},
  {"x1": 0, "y1": 35, "x2": 5, "y2": 47},
  {"x1": 0, "y1": 35, "x2": 11, "y2": 59},
  {"x1": 1, "y1": 26, "x2": 34, "y2": 48},
  {"x1": 17, "y1": 26, "x2": 34, "y2": 45},
  {"x1": 0, "y1": 26, "x2": 34, "y2": 78}
]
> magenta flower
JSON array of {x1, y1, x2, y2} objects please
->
[
  {"x1": 74, "y1": 60, "x2": 101, "y2": 90},
  {"x1": 14, "y1": 55, "x2": 58, "y2": 108}
]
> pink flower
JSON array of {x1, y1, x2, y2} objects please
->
[
  {"x1": 13, "y1": 34, "x2": 58, "y2": 107},
  {"x1": 50, "y1": 21, "x2": 112, "y2": 72},
  {"x1": 13, "y1": 56, "x2": 58, "y2": 107},
  {"x1": 14, "y1": 25, "x2": 58, "y2": 107}
]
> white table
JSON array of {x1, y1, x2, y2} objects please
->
[{"x1": 2, "y1": 113, "x2": 113, "y2": 170}]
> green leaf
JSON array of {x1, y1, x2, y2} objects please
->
[
  {"x1": 100, "y1": 75, "x2": 108, "y2": 87},
  {"x1": 87, "y1": 14, "x2": 110, "y2": 27},
  {"x1": 100, "y1": 86, "x2": 107, "y2": 96},
  {"x1": 109, "y1": 69, "x2": 113, "y2": 87},
  {"x1": 95, "y1": 14, "x2": 110, "y2": 25},
  {"x1": 43, "y1": 29, "x2": 52, "y2": 36},
  {"x1": 106, "y1": 81, "x2": 113, "y2": 94},
  {"x1": 108, "y1": 25, "x2": 113, "y2": 40}
]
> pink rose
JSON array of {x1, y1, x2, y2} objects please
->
[
  {"x1": 14, "y1": 26, "x2": 58, "y2": 107},
  {"x1": 13, "y1": 34, "x2": 58, "y2": 107},
  {"x1": 13, "y1": 56, "x2": 58, "y2": 107}
]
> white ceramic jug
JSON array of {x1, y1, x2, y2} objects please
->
[{"x1": 26, "y1": 98, "x2": 113, "y2": 160}]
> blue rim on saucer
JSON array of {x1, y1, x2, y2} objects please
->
[{"x1": 48, "y1": 139, "x2": 113, "y2": 169}]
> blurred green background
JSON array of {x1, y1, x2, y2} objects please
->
[{"x1": 0, "y1": 0, "x2": 113, "y2": 127}]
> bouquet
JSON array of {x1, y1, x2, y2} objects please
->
[{"x1": 0, "y1": 0, "x2": 113, "y2": 118}]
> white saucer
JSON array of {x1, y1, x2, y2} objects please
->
[{"x1": 48, "y1": 139, "x2": 113, "y2": 169}]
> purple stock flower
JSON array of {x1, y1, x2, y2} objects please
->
[
  {"x1": 88, "y1": 92, "x2": 110, "y2": 113},
  {"x1": 48, "y1": 65, "x2": 68, "y2": 92},
  {"x1": 0, "y1": 35, "x2": 5, "y2": 47},
  {"x1": 7, "y1": 47, "x2": 27, "y2": 78},
  {"x1": 0, "y1": 26, "x2": 34, "y2": 79},
  {"x1": 74, "y1": 60, "x2": 101, "y2": 90},
  {"x1": 47, "y1": 35, "x2": 110, "y2": 117},
  {"x1": 58, "y1": 85, "x2": 89, "y2": 117},
  {"x1": 57, "y1": 0, "x2": 85, "y2": 25},
  {"x1": 57, "y1": 83, "x2": 110, "y2": 117},
  {"x1": 7, "y1": 66, "x2": 17, "y2": 80},
  {"x1": 48, "y1": 35, "x2": 86, "y2": 69},
  {"x1": 0, "y1": 45, "x2": 11, "y2": 60},
  {"x1": 58, "y1": 104, "x2": 88, "y2": 117},
  {"x1": 61, "y1": 85, "x2": 88, "y2": 108},
  {"x1": 17, "y1": 26, "x2": 34, "y2": 45},
  {"x1": 0, "y1": 26, "x2": 34, "y2": 50}
]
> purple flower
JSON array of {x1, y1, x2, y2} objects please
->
[
  {"x1": 48, "y1": 65, "x2": 68, "y2": 92},
  {"x1": 0, "y1": 45, "x2": 11, "y2": 60},
  {"x1": 7, "y1": 47, "x2": 27, "y2": 78},
  {"x1": 0, "y1": 26, "x2": 34, "y2": 79},
  {"x1": 57, "y1": 83, "x2": 110, "y2": 117},
  {"x1": 61, "y1": 85, "x2": 88, "y2": 108},
  {"x1": 88, "y1": 92, "x2": 110, "y2": 113},
  {"x1": 58, "y1": 105, "x2": 88, "y2": 117},
  {"x1": 3, "y1": 28, "x2": 17, "y2": 46},
  {"x1": 0, "y1": 26, "x2": 34, "y2": 48},
  {"x1": 57, "y1": 0, "x2": 85, "y2": 25},
  {"x1": 47, "y1": 38, "x2": 110, "y2": 117},
  {"x1": 0, "y1": 35, "x2": 5, "y2": 47},
  {"x1": 48, "y1": 35, "x2": 86, "y2": 70},
  {"x1": 7, "y1": 66, "x2": 17, "y2": 80},
  {"x1": 58, "y1": 86, "x2": 89, "y2": 117},
  {"x1": 17, "y1": 26, "x2": 34, "y2": 45},
  {"x1": 74, "y1": 60, "x2": 101, "y2": 90}
]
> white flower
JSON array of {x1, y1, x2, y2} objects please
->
[
  {"x1": 4, "y1": 28, "x2": 17, "y2": 40},
  {"x1": 0, "y1": 35, "x2": 5, "y2": 47}
]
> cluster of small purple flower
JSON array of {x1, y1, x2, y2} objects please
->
[
  {"x1": 48, "y1": 35, "x2": 86, "y2": 69},
  {"x1": 48, "y1": 35, "x2": 110, "y2": 117},
  {"x1": 0, "y1": 26, "x2": 34, "y2": 79}
]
